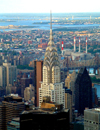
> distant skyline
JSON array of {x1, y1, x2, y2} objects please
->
[{"x1": 0, "y1": 0, "x2": 100, "y2": 13}]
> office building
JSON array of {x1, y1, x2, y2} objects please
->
[
  {"x1": 65, "y1": 71, "x2": 77, "y2": 106},
  {"x1": 6, "y1": 84, "x2": 12, "y2": 95},
  {"x1": 21, "y1": 75, "x2": 32, "y2": 98},
  {"x1": 34, "y1": 60, "x2": 43, "y2": 107},
  {"x1": 0, "y1": 66, "x2": 6, "y2": 87},
  {"x1": 0, "y1": 87, "x2": 6, "y2": 101},
  {"x1": 0, "y1": 104, "x2": 3, "y2": 130},
  {"x1": 24, "y1": 84, "x2": 35, "y2": 103},
  {"x1": 39, "y1": 14, "x2": 65, "y2": 108},
  {"x1": 75, "y1": 67, "x2": 92, "y2": 114},
  {"x1": 92, "y1": 87, "x2": 98, "y2": 107},
  {"x1": 0, "y1": 94, "x2": 24, "y2": 130},
  {"x1": 65, "y1": 88, "x2": 72, "y2": 122},
  {"x1": 20, "y1": 108, "x2": 70, "y2": 130},
  {"x1": 3, "y1": 62, "x2": 17, "y2": 86},
  {"x1": 7, "y1": 117, "x2": 20, "y2": 130},
  {"x1": 84, "y1": 108, "x2": 100, "y2": 130}
]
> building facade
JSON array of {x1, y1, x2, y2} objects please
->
[
  {"x1": 0, "y1": 66, "x2": 6, "y2": 87},
  {"x1": 84, "y1": 108, "x2": 100, "y2": 130},
  {"x1": 75, "y1": 67, "x2": 92, "y2": 114},
  {"x1": 24, "y1": 84, "x2": 35, "y2": 103},
  {"x1": 20, "y1": 109, "x2": 70, "y2": 130},
  {"x1": 0, "y1": 95, "x2": 24, "y2": 130},
  {"x1": 65, "y1": 71, "x2": 77, "y2": 106},
  {"x1": 34, "y1": 60, "x2": 43, "y2": 107},
  {"x1": 7, "y1": 117, "x2": 20, "y2": 130},
  {"x1": 3, "y1": 62, "x2": 17, "y2": 86},
  {"x1": 65, "y1": 88, "x2": 72, "y2": 122}
]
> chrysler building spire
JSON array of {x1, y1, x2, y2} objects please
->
[
  {"x1": 50, "y1": 11, "x2": 53, "y2": 41},
  {"x1": 43, "y1": 11, "x2": 60, "y2": 69},
  {"x1": 48, "y1": 11, "x2": 54, "y2": 46}
]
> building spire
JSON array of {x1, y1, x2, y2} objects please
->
[
  {"x1": 50, "y1": 10, "x2": 52, "y2": 30},
  {"x1": 49, "y1": 10, "x2": 53, "y2": 42}
]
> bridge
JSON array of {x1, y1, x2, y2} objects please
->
[{"x1": 61, "y1": 54, "x2": 100, "y2": 74}]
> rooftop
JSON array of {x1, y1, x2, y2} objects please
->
[
  {"x1": 85, "y1": 108, "x2": 100, "y2": 113},
  {"x1": 21, "y1": 108, "x2": 69, "y2": 115}
]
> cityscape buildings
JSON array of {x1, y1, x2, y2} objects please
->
[{"x1": 0, "y1": 13, "x2": 100, "y2": 130}]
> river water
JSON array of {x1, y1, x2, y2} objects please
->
[
  {"x1": 94, "y1": 84, "x2": 100, "y2": 97},
  {"x1": 0, "y1": 13, "x2": 100, "y2": 31}
]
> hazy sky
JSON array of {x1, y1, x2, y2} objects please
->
[{"x1": 0, "y1": 0, "x2": 100, "y2": 13}]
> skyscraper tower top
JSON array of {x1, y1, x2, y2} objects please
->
[
  {"x1": 43, "y1": 11, "x2": 60, "y2": 84},
  {"x1": 43, "y1": 12, "x2": 60, "y2": 69}
]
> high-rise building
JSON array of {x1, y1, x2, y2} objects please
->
[
  {"x1": 21, "y1": 74, "x2": 32, "y2": 98},
  {"x1": 20, "y1": 108, "x2": 70, "y2": 130},
  {"x1": 39, "y1": 13, "x2": 65, "y2": 108},
  {"x1": 3, "y1": 62, "x2": 17, "y2": 86},
  {"x1": 84, "y1": 108, "x2": 100, "y2": 130},
  {"x1": 24, "y1": 84, "x2": 35, "y2": 103},
  {"x1": 65, "y1": 71, "x2": 77, "y2": 106},
  {"x1": 0, "y1": 66, "x2": 6, "y2": 87},
  {"x1": 34, "y1": 60, "x2": 43, "y2": 107},
  {"x1": 7, "y1": 117, "x2": 20, "y2": 130},
  {"x1": 0, "y1": 94, "x2": 24, "y2": 130},
  {"x1": 75, "y1": 67, "x2": 92, "y2": 114},
  {"x1": 0, "y1": 104, "x2": 3, "y2": 130},
  {"x1": 6, "y1": 84, "x2": 12, "y2": 95},
  {"x1": 0, "y1": 87, "x2": 6, "y2": 101},
  {"x1": 92, "y1": 86, "x2": 98, "y2": 107},
  {"x1": 65, "y1": 88, "x2": 72, "y2": 122}
]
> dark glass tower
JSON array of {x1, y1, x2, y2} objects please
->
[{"x1": 75, "y1": 67, "x2": 92, "y2": 114}]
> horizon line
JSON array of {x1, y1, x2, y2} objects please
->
[{"x1": 0, "y1": 12, "x2": 100, "y2": 14}]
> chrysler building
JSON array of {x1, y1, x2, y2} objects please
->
[{"x1": 39, "y1": 13, "x2": 65, "y2": 108}]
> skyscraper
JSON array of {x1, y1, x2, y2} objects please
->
[
  {"x1": 3, "y1": 62, "x2": 17, "y2": 86},
  {"x1": 0, "y1": 94, "x2": 24, "y2": 130},
  {"x1": 84, "y1": 108, "x2": 100, "y2": 130},
  {"x1": 0, "y1": 66, "x2": 6, "y2": 87},
  {"x1": 75, "y1": 67, "x2": 92, "y2": 114},
  {"x1": 24, "y1": 84, "x2": 35, "y2": 103},
  {"x1": 34, "y1": 60, "x2": 43, "y2": 107},
  {"x1": 39, "y1": 13, "x2": 65, "y2": 108},
  {"x1": 65, "y1": 71, "x2": 77, "y2": 106}
]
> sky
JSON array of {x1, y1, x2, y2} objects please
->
[{"x1": 0, "y1": 0, "x2": 100, "y2": 13}]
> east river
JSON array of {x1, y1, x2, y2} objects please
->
[
  {"x1": 94, "y1": 84, "x2": 100, "y2": 97},
  {"x1": 0, "y1": 13, "x2": 100, "y2": 31}
]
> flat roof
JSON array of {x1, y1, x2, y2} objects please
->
[
  {"x1": 85, "y1": 108, "x2": 100, "y2": 113},
  {"x1": 21, "y1": 108, "x2": 69, "y2": 115}
]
